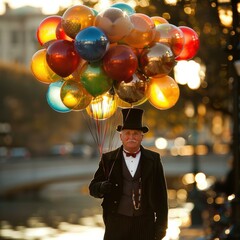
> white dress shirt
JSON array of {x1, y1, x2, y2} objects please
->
[{"x1": 123, "y1": 150, "x2": 141, "y2": 177}]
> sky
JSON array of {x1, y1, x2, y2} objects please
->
[{"x1": 0, "y1": 0, "x2": 83, "y2": 14}]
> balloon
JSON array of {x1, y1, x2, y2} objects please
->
[
  {"x1": 63, "y1": 59, "x2": 87, "y2": 82},
  {"x1": 114, "y1": 71, "x2": 149, "y2": 104},
  {"x1": 61, "y1": 5, "x2": 95, "y2": 39},
  {"x1": 175, "y1": 26, "x2": 200, "y2": 61},
  {"x1": 56, "y1": 20, "x2": 73, "y2": 41},
  {"x1": 60, "y1": 80, "x2": 92, "y2": 110},
  {"x1": 103, "y1": 45, "x2": 138, "y2": 82},
  {"x1": 31, "y1": 49, "x2": 60, "y2": 84},
  {"x1": 122, "y1": 13, "x2": 155, "y2": 49},
  {"x1": 86, "y1": 91, "x2": 117, "y2": 120},
  {"x1": 37, "y1": 15, "x2": 61, "y2": 46},
  {"x1": 116, "y1": 97, "x2": 132, "y2": 108},
  {"x1": 46, "y1": 40, "x2": 81, "y2": 77},
  {"x1": 46, "y1": 80, "x2": 72, "y2": 113},
  {"x1": 154, "y1": 23, "x2": 184, "y2": 57},
  {"x1": 110, "y1": 3, "x2": 136, "y2": 15},
  {"x1": 80, "y1": 61, "x2": 113, "y2": 97},
  {"x1": 139, "y1": 42, "x2": 175, "y2": 78},
  {"x1": 147, "y1": 75, "x2": 180, "y2": 110},
  {"x1": 151, "y1": 16, "x2": 169, "y2": 26},
  {"x1": 74, "y1": 26, "x2": 109, "y2": 62},
  {"x1": 94, "y1": 7, "x2": 133, "y2": 43}
]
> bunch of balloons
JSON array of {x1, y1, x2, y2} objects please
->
[{"x1": 31, "y1": 3, "x2": 200, "y2": 120}]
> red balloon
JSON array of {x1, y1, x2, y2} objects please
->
[
  {"x1": 46, "y1": 40, "x2": 81, "y2": 77},
  {"x1": 175, "y1": 26, "x2": 200, "y2": 61},
  {"x1": 37, "y1": 15, "x2": 61, "y2": 46},
  {"x1": 103, "y1": 45, "x2": 138, "y2": 82}
]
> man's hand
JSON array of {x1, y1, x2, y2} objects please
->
[{"x1": 99, "y1": 181, "x2": 112, "y2": 195}]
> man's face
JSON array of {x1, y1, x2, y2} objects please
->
[{"x1": 120, "y1": 129, "x2": 143, "y2": 152}]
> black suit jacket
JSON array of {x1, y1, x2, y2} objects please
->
[{"x1": 89, "y1": 145, "x2": 168, "y2": 234}]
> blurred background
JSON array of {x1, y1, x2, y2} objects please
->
[{"x1": 0, "y1": 0, "x2": 239, "y2": 239}]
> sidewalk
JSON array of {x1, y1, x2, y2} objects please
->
[{"x1": 179, "y1": 226, "x2": 205, "y2": 240}]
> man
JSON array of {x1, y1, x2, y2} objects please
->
[{"x1": 89, "y1": 108, "x2": 168, "y2": 240}]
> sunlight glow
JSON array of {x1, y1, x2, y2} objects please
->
[{"x1": 1, "y1": 0, "x2": 81, "y2": 14}]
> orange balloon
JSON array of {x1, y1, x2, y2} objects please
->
[
  {"x1": 147, "y1": 75, "x2": 180, "y2": 110},
  {"x1": 30, "y1": 49, "x2": 60, "y2": 84},
  {"x1": 86, "y1": 91, "x2": 118, "y2": 120},
  {"x1": 37, "y1": 15, "x2": 61, "y2": 46},
  {"x1": 60, "y1": 80, "x2": 92, "y2": 110},
  {"x1": 122, "y1": 13, "x2": 155, "y2": 49},
  {"x1": 151, "y1": 16, "x2": 169, "y2": 27},
  {"x1": 62, "y1": 5, "x2": 95, "y2": 39},
  {"x1": 94, "y1": 7, "x2": 133, "y2": 43}
]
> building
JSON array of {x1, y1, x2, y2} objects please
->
[{"x1": 0, "y1": 5, "x2": 46, "y2": 68}]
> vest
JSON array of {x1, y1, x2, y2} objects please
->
[{"x1": 117, "y1": 157, "x2": 144, "y2": 216}]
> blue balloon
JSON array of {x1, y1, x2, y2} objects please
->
[
  {"x1": 74, "y1": 26, "x2": 109, "y2": 62},
  {"x1": 46, "y1": 80, "x2": 71, "y2": 113},
  {"x1": 111, "y1": 3, "x2": 135, "y2": 15}
]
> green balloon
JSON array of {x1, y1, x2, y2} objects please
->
[{"x1": 80, "y1": 62, "x2": 113, "y2": 97}]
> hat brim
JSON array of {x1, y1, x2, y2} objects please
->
[{"x1": 116, "y1": 125, "x2": 149, "y2": 133}]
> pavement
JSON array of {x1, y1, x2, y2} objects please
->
[{"x1": 179, "y1": 226, "x2": 205, "y2": 240}]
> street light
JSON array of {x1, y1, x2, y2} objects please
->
[
  {"x1": 174, "y1": 59, "x2": 206, "y2": 226},
  {"x1": 216, "y1": 0, "x2": 240, "y2": 239}
]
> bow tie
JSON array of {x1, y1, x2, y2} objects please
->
[{"x1": 123, "y1": 149, "x2": 140, "y2": 158}]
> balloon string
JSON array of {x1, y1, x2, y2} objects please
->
[{"x1": 81, "y1": 110, "x2": 100, "y2": 153}]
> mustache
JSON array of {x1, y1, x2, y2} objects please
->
[{"x1": 126, "y1": 140, "x2": 137, "y2": 143}]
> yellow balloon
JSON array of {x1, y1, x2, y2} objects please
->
[
  {"x1": 86, "y1": 92, "x2": 118, "y2": 120},
  {"x1": 60, "y1": 80, "x2": 92, "y2": 110},
  {"x1": 30, "y1": 49, "x2": 60, "y2": 84},
  {"x1": 147, "y1": 75, "x2": 180, "y2": 110}
]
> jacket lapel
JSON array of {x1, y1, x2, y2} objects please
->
[
  {"x1": 140, "y1": 147, "x2": 154, "y2": 182},
  {"x1": 109, "y1": 147, "x2": 123, "y2": 183}
]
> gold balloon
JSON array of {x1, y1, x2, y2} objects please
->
[
  {"x1": 30, "y1": 49, "x2": 60, "y2": 84},
  {"x1": 151, "y1": 16, "x2": 168, "y2": 27},
  {"x1": 86, "y1": 91, "x2": 118, "y2": 120},
  {"x1": 114, "y1": 72, "x2": 149, "y2": 104},
  {"x1": 60, "y1": 80, "x2": 92, "y2": 110},
  {"x1": 147, "y1": 75, "x2": 180, "y2": 110},
  {"x1": 62, "y1": 5, "x2": 95, "y2": 39}
]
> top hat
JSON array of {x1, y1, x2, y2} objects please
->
[{"x1": 116, "y1": 108, "x2": 149, "y2": 133}]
